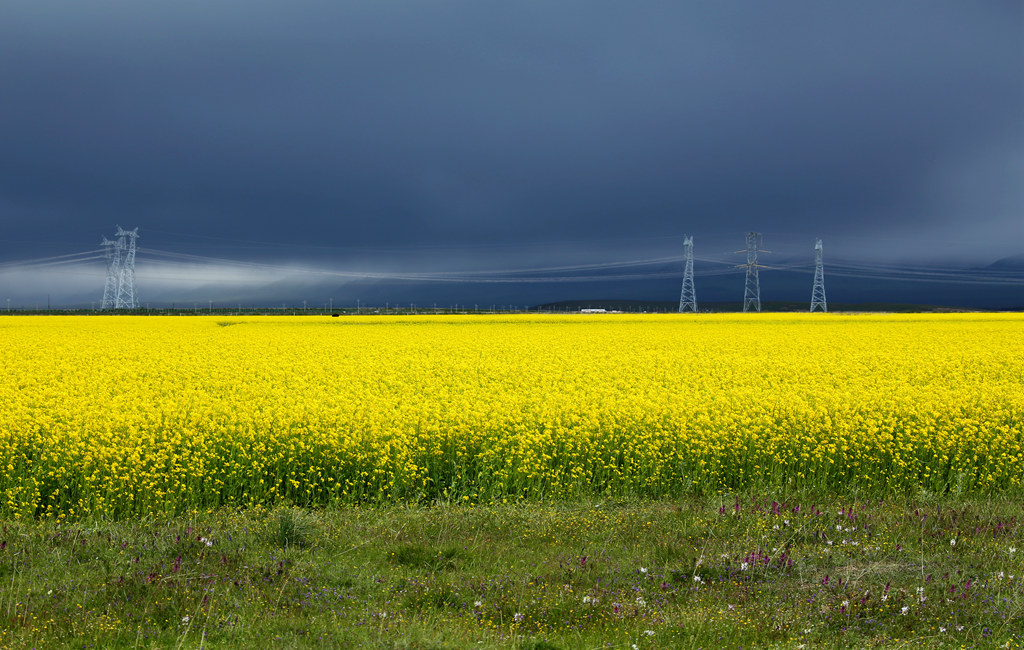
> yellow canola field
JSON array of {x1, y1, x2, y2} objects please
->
[{"x1": 0, "y1": 313, "x2": 1022, "y2": 519}]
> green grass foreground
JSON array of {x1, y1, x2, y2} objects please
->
[{"x1": 1, "y1": 494, "x2": 1022, "y2": 649}]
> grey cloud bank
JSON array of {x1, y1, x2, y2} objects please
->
[{"x1": 0, "y1": 2, "x2": 1021, "y2": 307}]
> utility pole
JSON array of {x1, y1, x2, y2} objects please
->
[
  {"x1": 811, "y1": 238, "x2": 827, "y2": 312},
  {"x1": 738, "y1": 232, "x2": 768, "y2": 312},
  {"x1": 678, "y1": 235, "x2": 697, "y2": 313}
]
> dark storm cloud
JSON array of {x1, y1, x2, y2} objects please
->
[{"x1": 0, "y1": 1, "x2": 1021, "y2": 306}]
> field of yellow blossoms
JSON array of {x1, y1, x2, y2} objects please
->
[{"x1": 1, "y1": 313, "x2": 1021, "y2": 519}]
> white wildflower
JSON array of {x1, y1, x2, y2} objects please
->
[{"x1": 901, "y1": 606, "x2": 909, "y2": 615}]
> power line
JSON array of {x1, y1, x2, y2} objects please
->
[{"x1": 0, "y1": 250, "x2": 104, "y2": 270}]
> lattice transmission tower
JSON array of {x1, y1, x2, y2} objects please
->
[
  {"x1": 101, "y1": 235, "x2": 122, "y2": 310},
  {"x1": 115, "y1": 226, "x2": 139, "y2": 309},
  {"x1": 810, "y1": 238, "x2": 827, "y2": 312},
  {"x1": 100, "y1": 226, "x2": 139, "y2": 309},
  {"x1": 678, "y1": 235, "x2": 697, "y2": 313},
  {"x1": 738, "y1": 232, "x2": 768, "y2": 312}
]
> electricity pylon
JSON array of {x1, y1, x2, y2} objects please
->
[
  {"x1": 678, "y1": 235, "x2": 697, "y2": 312},
  {"x1": 738, "y1": 232, "x2": 768, "y2": 312},
  {"x1": 114, "y1": 226, "x2": 139, "y2": 309},
  {"x1": 101, "y1": 226, "x2": 139, "y2": 309},
  {"x1": 810, "y1": 238, "x2": 827, "y2": 312},
  {"x1": 101, "y1": 236, "x2": 122, "y2": 310}
]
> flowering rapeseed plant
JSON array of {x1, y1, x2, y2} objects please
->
[{"x1": 0, "y1": 313, "x2": 1021, "y2": 519}]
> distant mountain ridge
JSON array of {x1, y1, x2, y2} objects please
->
[
  {"x1": 985, "y1": 254, "x2": 1024, "y2": 271},
  {"x1": 531, "y1": 299, "x2": 983, "y2": 313}
]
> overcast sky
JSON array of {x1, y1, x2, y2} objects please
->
[{"x1": 1, "y1": 2, "x2": 1022, "y2": 307}]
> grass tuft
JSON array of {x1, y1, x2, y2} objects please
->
[
  {"x1": 270, "y1": 506, "x2": 318, "y2": 548},
  {"x1": 388, "y1": 543, "x2": 462, "y2": 571}
]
